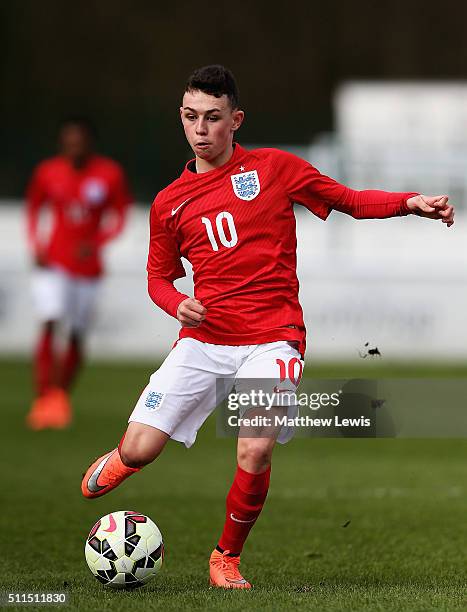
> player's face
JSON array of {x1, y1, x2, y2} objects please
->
[
  {"x1": 180, "y1": 90, "x2": 244, "y2": 162},
  {"x1": 59, "y1": 125, "x2": 93, "y2": 166}
]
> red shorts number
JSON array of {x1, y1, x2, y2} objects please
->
[{"x1": 275, "y1": 358, "x2": 303, "y2": 385}]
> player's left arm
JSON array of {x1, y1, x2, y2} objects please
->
[
  {"x1": 331, "y1": 184, "x2": 454, "y2": 226},
  {"x1": 95, "y1": 167, "x2": 133, "y2": 246},
  {"x1": 275, "y1": 149, "x2": 454, "y2": 227}
]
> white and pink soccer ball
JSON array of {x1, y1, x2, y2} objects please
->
[{"x1": 84, "y1": 511, "x2": 163, "y2": 589}]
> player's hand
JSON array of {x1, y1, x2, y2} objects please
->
[
  {"x1": 176, "y1": 298, "x2": 207, "y2": 328},
  {"x1": 406, "y1": 195, "x2": 454, "y2": 227}
]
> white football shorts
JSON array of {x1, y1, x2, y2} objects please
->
[
  {"x1": 32, "y1": 266, "x2": 99, "y2": 332},
  {"x1": 129, "y1": 338, "x2": 305, "y2": 448}
]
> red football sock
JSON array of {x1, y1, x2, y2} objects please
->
[
  {"x1": 59, "y1": 341, "x2": 82, "y2": 390},
  {"x1": 34, "y1": 327, "x2": 55, "y2": 396},
  {"x1": 218, "y1": 464, "x2": 271, "y2": 555}
]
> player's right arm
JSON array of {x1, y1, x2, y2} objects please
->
[
  {"x1": 25, "y1": 164, "x2": 48, "y2": 267},
  {"x1": 147, "y1": 203, "x2": 206, "y2": 327}
]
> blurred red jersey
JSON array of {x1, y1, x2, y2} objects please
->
[
  {"x1": 147, "y1": 145, "x2": 415, "y2": 355},
  {"x1": 26, "y1": 155, "x2": 132, "y2": 278}
]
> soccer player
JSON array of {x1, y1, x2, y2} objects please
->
[
  {"x1": 26, "y1": 117, "x2": 132, "y2": 430},
  {"x1": 81, "y1": 66, "x2": 454, "y2": 588}
]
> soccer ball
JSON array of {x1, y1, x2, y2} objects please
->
[{"x1": 84, "y1": 510, "x2": 163, "y2": 589}]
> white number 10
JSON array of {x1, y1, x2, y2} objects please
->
[{"x1": 201, "y1": 211, "x2": 238, "y2": 252}]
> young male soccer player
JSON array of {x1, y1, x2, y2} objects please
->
[
  {"x1": 81, "y1": 66, "x2": 454, "y2": 588},
  {"x1": 26, "y1": 117, "x2": 132, "y2": 430}
]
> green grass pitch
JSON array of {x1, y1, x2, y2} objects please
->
[{"x1": 2, "y1": 358, "x2": 467, "y2": 611}]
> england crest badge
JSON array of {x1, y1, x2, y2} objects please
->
[
  {"x1": 230, "y1": 170, "x2": 260, "y2": 201},
  {"x1": 144, "y1": 390, "x2": 165, "y2": 411}
]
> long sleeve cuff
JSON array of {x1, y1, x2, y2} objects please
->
[
  {"x1": 148, "y1": 277, "x2": 189, "y2": 319},
  {"x1": 400, "y1": 193, "x2": 419, "y2": 215},
  {"x1": 334, "y1": 190, "x2": 418, "y2": 219}
]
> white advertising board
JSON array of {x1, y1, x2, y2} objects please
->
[{"x1": 0, "y1": 203, "x2": 464, "y2": 361}]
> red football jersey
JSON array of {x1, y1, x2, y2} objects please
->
[
  {"x1": 26, "y1": 155, "x2": 132, "y2": 278},
  {"x1": 148, "y1": 145, "x2": 415, "y2": 355}
]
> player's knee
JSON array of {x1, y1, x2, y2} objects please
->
[{"x1": 237, "y1": 441, "x2": 272, "y2": 473}]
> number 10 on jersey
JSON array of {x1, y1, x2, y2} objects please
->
[{"x1": 201, "y1": 212, "x2": 238, "y2": 251}]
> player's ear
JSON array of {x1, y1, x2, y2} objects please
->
[
  {"x1": 179, "y1": 107, "x2": 184, "y2": 122},
  {"x1": 231, "y1": 109, "x2": 244, "y2": 132}
]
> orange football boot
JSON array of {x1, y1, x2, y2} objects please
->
[
  {"x1": 25, "y1": 395, "x2": 50, "y2": 430},
  {"x1": 209, "y1": 549, "x2": 252, "y2": 589},
  {"x1": 26, "y1": 387, "x2": 72, "y2": 430},
  {"x1": 46, "y1": 387, "x2": 72, "y2": 429},
  {"x1": 81, "y1": 449, "x2": 139, "y2": 499}
]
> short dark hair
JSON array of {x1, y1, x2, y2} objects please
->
[
  {"x1": 58, "y1": 115, "x2": 97, "y2": 139},
  {"x1": 185, "y1": 65, "x2": 240, "y2": 109}
]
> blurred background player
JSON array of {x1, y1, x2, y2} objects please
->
[{"x1": 25, "y1": 117, "x2": 132, "y2": 430}]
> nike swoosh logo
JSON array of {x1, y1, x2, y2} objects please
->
[
  {"x1": 225, "y1": 578, "x2": 248, "y2": 584},
  {"x1": 103, "y1": 513, "x2": 117, "y2": 533},
  {"x1": 230, "y1": 513, "x2": 256, "y2": 524},
  {"x1": 86, "y1": 451, "x2": 114, "y2": 493},
  {"x1": 171, "y1": 198, "x2": 192, "y2": 216}
]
